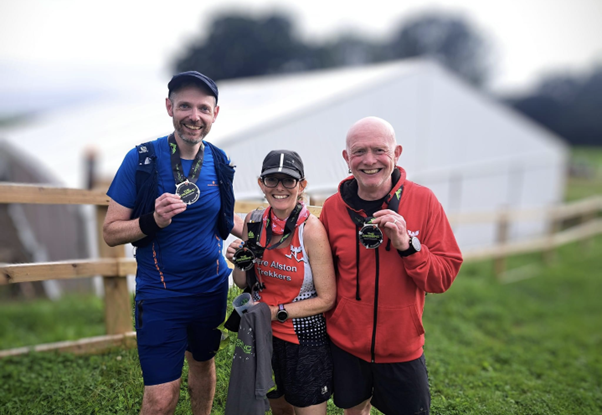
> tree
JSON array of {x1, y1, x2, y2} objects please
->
[
  {"x1": 173, "y1": 11, "x2": 493, "y2": 87},
  {"x1": 507, "y1": 67, "x2": 602, "y2": 146},
  {"x1": 175, "y1": 13, "x2": 307, "y2": 81},
  {"x1": 314, "y1": 34, "x2": 385, "y2": 69},
  {"x1": 386, "y1": 13, "x2": 491, "y2": 87}
]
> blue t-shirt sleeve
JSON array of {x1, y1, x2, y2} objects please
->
[{"x1": 107, "y1": 147, "x2": 138, "y2": 209}]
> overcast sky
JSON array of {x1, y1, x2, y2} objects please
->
[{"x1": 0, "y1": 0, "x2": 601, "y2": 98}]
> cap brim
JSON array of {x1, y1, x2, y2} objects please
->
[{"x1": 261, "y1": 167, "x2": 302, "y2": 180}]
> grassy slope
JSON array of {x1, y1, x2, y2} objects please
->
[
  {"x1": 1, "y1": 146, "x2": 601, "y2": 414},
  {"x1": 426, "y1": 242, "x2": 602, "y2": 414},
  {"x1": 0, "y1": 295, "x2": 105, "y2": 349},
  {"x1": 565, "y1": 146, "x2": 602, "y2": 201},
  {"x1": 1, "y1": 238, "x2": 601, "y2": 414}
]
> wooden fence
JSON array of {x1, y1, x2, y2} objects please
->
[{"x1": 0, "y1": 183, "x2": 600, "y2": 357}]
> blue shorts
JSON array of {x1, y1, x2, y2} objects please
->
[{"x1": 134, "y1": 284, "x2": 227, "y2": 386}]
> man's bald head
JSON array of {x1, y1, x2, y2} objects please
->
[
  {"x1": 346, "y1": 116, "x2": 396, "y2": 151},
  {"x1": 343, "y1": 116, "x2": 402, "y2": 200}
]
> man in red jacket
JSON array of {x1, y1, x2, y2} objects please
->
[{"x1": 320, "y1": 116, "x2": 463, "y2": 415}]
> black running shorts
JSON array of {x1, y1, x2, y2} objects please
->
[
  {"x1": 331, "y1": 342, "x2": 430, "y2": 415},
  {"x1": 267, "y1": 336, "x2": 333, "y2": 408}
]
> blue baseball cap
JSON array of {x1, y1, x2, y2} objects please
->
[{"x1": 167, "y1": 71, "x2": 219, "y2": 103}]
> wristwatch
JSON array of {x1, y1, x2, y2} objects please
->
[
  {"x1": 398, "y1": 236, "x2": 422, "y2": 257},
  {"x1": 276, "y1": 304, "x2": 289, "y2": 323}
]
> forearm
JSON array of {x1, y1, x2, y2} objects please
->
[
  {"x1": 268, "y1": 295, "x2": 334, "y2": 321},
  {"x1": 404, "y1": 246, "x2": 463, "y2": 293},
  {"x1": 231, "y1": 214, "x2": 244, "y2": 239},
  {"x1": 103, "y1": 217, "x2": 147, "y2": 247},
  {"x1": 231, "y1": 268, "x2": 247, "y2": 289}
]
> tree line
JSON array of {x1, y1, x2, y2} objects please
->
[{"x1": 174, "y1": 11, "x2": 601, "y2": 146}]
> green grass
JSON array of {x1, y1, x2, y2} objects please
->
[
  {"x1": 0, "y1": 294, "x2": 105, "y2": 349},
  {"x1": 566, "y1": 146, "x2": 602, "y2": 202},
  {"x1": 1, "y1": 237, "x2": 601, "y2": 414},
  {"x1": 1, "y1": 145, "x2": 600, "y2": 414},
  {"x1": 425, "y1": 242, "x2": 602, "y2": 414}
]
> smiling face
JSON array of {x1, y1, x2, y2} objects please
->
[
  {"x1": 166, "y1": 84, "x2": 219, "y2": 146},
  {"x1": 343, "y1": 117, "x2": 402, "y2": 200},
  {"x1": 258, "y1": 174, "x2": 307, "y2": 219}
]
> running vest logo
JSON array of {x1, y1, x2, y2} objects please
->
[
  {"x1": 285, "y1": 245, "x2": 304, "y2": 262},
  {"x1": 408, "y1": 230, "x2": 420, "y2": 238},
  {"x1": 170, "y1": 142, "x2": 177, "y2": 154},
  {"x1": 321, "y1": 386, "x2": 328, "y2": 395}
]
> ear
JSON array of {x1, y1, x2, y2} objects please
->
[
  {"x1": 394, "y1": 144, "x2": 402, "y2": 162},
  {"x1": 166, "y1": 98, "x2": 174, "y2": 117},
  {"x1": 213, "y1": 105, "x2": 220, "y2": 122},
  {"x1": 343, "y1": 149, "x2": 349, "y2": 164},
  {"x1": 299, "y1": 179, "x2": 308, "y2": 192}
]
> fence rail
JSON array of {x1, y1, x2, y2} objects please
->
[
  {"x1": 0, "y1": 258, "x2": 137, "y2": 284},
  {"x1": 447, "y1": 196, "x2": 602, "y2": 223},
  {"x1": 0, "y1": 183, "x2": 110, "y2": 205},
  {"x1": 1, "y1": 183, "x2": 601, "y2": 357}
]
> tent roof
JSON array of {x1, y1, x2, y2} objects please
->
[
  {"x1": 0, "y1": 59, "x2": 567, "y2": 196},
  {"x1": 0, "y1": 60, "x2": 423, "y2": 188}
]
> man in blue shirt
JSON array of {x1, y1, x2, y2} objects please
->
[{"x1": 103, "y1": 71, "x2": 243, "y2": 415}]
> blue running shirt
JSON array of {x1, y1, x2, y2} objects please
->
[{"x1": 107, "y1": 136, "x2": 230, "y2": 299}]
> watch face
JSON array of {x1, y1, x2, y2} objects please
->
[
  {"x1": 412, "y1": 236, "x2": 422, "y2": 252},
  {"x1": 277, "y1": 308, "x2": 288, "y2": 322}
]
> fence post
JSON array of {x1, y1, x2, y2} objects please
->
[
  {"x1": 581, "y1": 207, "x2": 597, "y2": 251},
  {"x1": 543, "y1": 208, "x2": 560, "y2": 265},
  {"x1": 494, "y1": 208, "x2": 509, "y2": 278},
  {"x1": 96, "y1": 204, "x2": 133, "y2": 335}
]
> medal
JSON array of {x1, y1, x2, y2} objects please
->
[
  {"x1": 232, "y1": 246, "x2": 256, "y2": 271},
  {"x1": 358, "y1": 223, "x2": 383, "y2": 249},
  {"x1": 169, "y1": 134, "x2": 204, "y2": 205},
  {"x1": 175, "y1": 180, "x2": 200, "y2": 205},
  {"x1": 346, "y1": 183, "x2": 404, "y2": 250}
]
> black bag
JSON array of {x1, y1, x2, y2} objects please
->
[
  {"x1": 224, "y1": 209, "x2": 265, "y2": 332},
  {"x1": 131, "y1": 141, "x2": 158, "y2": 248}
]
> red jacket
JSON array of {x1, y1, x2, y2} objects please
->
[{"x1": 320, "y1": 167, "x2": 463, "y2": 363}]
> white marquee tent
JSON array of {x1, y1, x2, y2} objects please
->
[{"x1": 1, "y1": 59, "x2": 568, "y2": 251}]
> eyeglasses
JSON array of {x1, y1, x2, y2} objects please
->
[{"x1": 261, "y1": 176, "x2": 299, "y2": 189}]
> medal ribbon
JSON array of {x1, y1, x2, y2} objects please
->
[
  {"x1": 168, "y1": 133, "x2": 205, "y2": 185},
  {"x1": 346, "y1": 185, "x2": 404, "y2": 231},
  {"x1": 259, "y1": 202, "x2": 309, "y2": 251}
]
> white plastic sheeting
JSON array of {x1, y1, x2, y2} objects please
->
[{"x1": 1, "y1": 59, "x2": 568, "y2": 250}]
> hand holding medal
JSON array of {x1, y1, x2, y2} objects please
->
[
  {"x1": 372, "y1": 209, "x2": 410, "y2": 251},
  {"x1": 231, "y1": 243, "x2": 256, "y2": 271},
  {"x1": 227, "y1": 239, "x2": 261, "y2": 271},
  {"x1": 153, "y1": 192, "x2": 187, "y2": 228}
]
